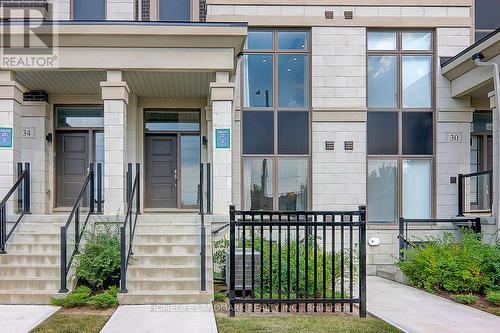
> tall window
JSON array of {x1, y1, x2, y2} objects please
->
[
  {"x1": 73, "y1": 0, "x2": 106, "y2": 20},
  {"x1": 366, "y1": 30, "x2": 434, "y2": 222},
  {"x1": 242, "y1": 29, "x2": 310, "y2": 211},
  {"x1": 158, "y1": 0, "x2": 191, "y2": 21}
]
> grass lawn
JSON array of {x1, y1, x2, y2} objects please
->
[
  {"x1": 215, "y1": 313, "x2": 401, "y2": 333},
  {"x1": 30, "y1": 307, "x2": 115, "y2": 333}
]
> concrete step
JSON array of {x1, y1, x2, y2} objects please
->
[
  {"x1": 135, "y1": 224, "x2": 203, "y2": 233},
  {"x1": 376, "y1": 268, "x2": 410, "y2": 285},
  {"x1": 5, "y1": 243, "x2": 60, "y2": 254},
  {"x1": 0, "y1": 290, "x2": 60, "y2": 305},
  {"x1": 0, "y1": 264, "x2": 60, "y2": 278},
  {"x1": 134, "y1": 233, "x2": 208, "y2": 245},
  {"x1": 0, "y1": 277, "x2": 60, "y2": 291},
  {"x1": 15, "y1": 223, "x2": 63, "y2": 233},
  {"x1": 127, "y1": 277, "x2": 212, "y2": 292},
  {"x1": 128, "y1": 265, "x2": 212, "y2": 279},
  {"x1": 132, "y1": 244, "x2": 211, "y2": 256},
  {"x1": 138, "y1": 215, "x2": 202, "y2": 224},
  {"x1": 132, "y1": 254, "x2": 203, "y2": 266},
  {"x1": 119, "y1": 291, "x2": 213, "y2": 305},
  {"x1": 0, "y1": 254, "x2": 60, "y2": 265},
  {"x1": 9, "y1": 233, "x2": 60, "y2": 243}
]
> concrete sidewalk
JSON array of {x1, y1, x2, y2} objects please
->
[
  {"x1": 0, "y1": 305, "x2": 59, "y2": 333},
  {"x1": 100, "y1": 304, "x2": 218, "y2": 333},
  {"x1": 367, "y1": 276, "x2": 500, "y2": 333}
]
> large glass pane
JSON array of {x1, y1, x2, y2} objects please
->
[
  {"x1": 278, "y1": 112, "x2": 309, "y2": 155},
  {"x1": 278, "y1": 159, "x2": 308, "y2": 211},
  {"x1": 402, "y1": 32, "x2": 432, "y2": 50},
  {"x1": 367, "y1": 112, "x2": 398, "y2": 155},
  {"x1": 73, "y1": 0, "x2": 105, "y2": 20},
  {"x1": 243, "y1": 159, "x2": 273, "y2": 210},
  {"x1": 93, "y1": 131, "x2": 104, "y2": 202},
  {"x1": 402, "y1": 112, "x2": 433, "y2": 155},
  {"x1": 242, "y1": 112, "x2": 274, "y2": 154},
  {"x1": 181, "y1": 136, "x2": 200, "y2": 207},
  {"x1": 367, "y1": 31, "x2": 397, "y2": 50},
  {"x1": 278, "y1": 55, "x2": 307, "y2": 108},
  {"x1": 145, "y1": 111, "x2": 200, "y2": 131},
  {"x1": 367, "y1": 160, "x2": 397, "y2": 223},
  {"x1": 246, "y1": 30, "x2": 273, "y2": 50},
  {"x1": 159, "y1": 0, "x2": 191, "y2": 21},
  {"x1": 403, "y1": 160, "x2": 432, "y2": 219},
  {"x1": 278, "y1": 31, "x2": 307, "y2": 50},
  {"x1": 56, "y1": 106, "x2": 104, "y2": 128},
  {"x1": 243, "y1": 55, "x2": 274, "y2": 108},
  {"x1": 367, "y1": 56, "x2": 398, "y2": 108},
  {"x1": 402, "y1": 56, "x2": 432, "y2": 108}
]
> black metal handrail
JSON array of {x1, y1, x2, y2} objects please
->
[
  {"x1": 59, "y1": 163, "x2": 101, "y2": 293},
  {"x1": 457, "y1": 170, "x2": 492, "y2": 216},
  {"x1": 228, "y1": 206, "x2": 367, "y2": 318},
  {"x1": 120, "y1": 163, "x2": 141, "y2": 293},
  {"x1": 199, "y1": 163, "x2": 207, "y2": 292},
  {"x1": 398, "y1": 217, "x2": 481, "y2": 259},
  {"x1": 0, "y1": 162, "x2": 31, "y2": 254}
]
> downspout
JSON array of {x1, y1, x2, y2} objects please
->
[{"x1": 473, "y1": 53, "x2": 500, "y2": 236}]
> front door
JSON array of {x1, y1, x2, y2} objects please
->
[
  {"x1": 56, "y1": 132, "x2": 89, "y2": 207},
  {"x1": 145, "y1": 135, "x2": 177, "y2": 208}
]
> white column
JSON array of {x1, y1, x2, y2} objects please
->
[
  {"x1": 210, "y1": 72, "x2": 234, "y2": 215},
  {"x1": 0, "y1": 71, "x2": 24, "y2": 199},
  {"x1": 101, "y1": 71, "x2": 129, "y2": 215},
  {"x1": 490, "y1": 91, "x2": 500, "y2": 237}
]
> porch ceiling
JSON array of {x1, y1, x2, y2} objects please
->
[{"x1": 15, "y1": 71, "x2": 215, "y2": 98}]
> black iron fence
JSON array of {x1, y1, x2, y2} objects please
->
[
  {"x1": 60, "y1": 163, "x2": 102, "y2": 292},
  {"x1": 228, "y1": 205, "x2": 367, "y2": 317},
  {"x1": 398, "y1": 217, "x2": 481, "y2": 259},
  {"x1": 0, "y1": 162, "x2": 31, "y2": 254},
  {"x1": 458, "y1": 170, "x2": 492, "y2": 216}
]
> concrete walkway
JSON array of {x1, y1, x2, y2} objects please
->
[
  {"x1": 0, "y1": 305, "x2": 59, "y2": 333},
  {"x1": 100, "y1": 304, "x2": 218, "y2": 333},
  {"x1": 367, "y1": 276, "x2": 500, "y2": 333}
]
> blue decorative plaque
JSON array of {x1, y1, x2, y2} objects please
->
[
  {"x1": 215, "y1": 129, "x2": 230, "y2": 149},
  {"x1": 0, "y1": 128, "x2": 13, "y2": 148}
]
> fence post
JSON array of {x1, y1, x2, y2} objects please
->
[
  {"x1": 89, "y1": 163, "x2": 95, "y2": 213},
  {"x1": 398, "y1": 217, "x2": 405, "y2": 260},
  {"x1": 358, "y1": 206, "x2": 367, "y2": 318},
  {"x1": 127, "y1": 163, "x2": 132, "y2": 202},
  {"x1": 0, "y1": 206, "x2": 6, "y2": 254},
  {"x1": 207, "y1": 163, "x2": 212, "y2": 214},
  {"x1": 457, "y1": 174, "x2": 464, "y2": 216},
  {"x1": 136, "y1": 163, "x2": 141, "y2": 214},
  {"x1": 17, "y1": 163, "x2": 22, "y2": 213},
  {"x1": 489, "y1": 171, "x2": 493, "y2": 215},
  {"x1": 75, "y1": 206, "x2": 80, "y2": 250},
  {"x1": 24, "y1": 163, "x2": 30, "y2": 214},
  {"x1": 97, "y1": 163, "x2": 103, "y2": 214},
  {"x1": 474, "y1": 217, "x2": 481, "y2": 233},
  {"x1": 200, "y1": 163, "x2": 206, "y2": 292},
  {"x1": 59, "y1": 226, "x2": 68, "y2": 293},
  {"x1": 120, "y1": 226, "x2": 127, "y2": 293},
  {"x1": 229, "y1": 205, "x2": 236, "y2": 317}
]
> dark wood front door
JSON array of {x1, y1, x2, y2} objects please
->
[
  {"x1": 56, "y1": 132, "x2": 89, "y2": 207},
  {"x1": 145, "y1": 135, "x2": 177, "y2": 208}
]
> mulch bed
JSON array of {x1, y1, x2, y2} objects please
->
[{"x1": 437, "y1": 291, "x2": 500, "y2": 316}]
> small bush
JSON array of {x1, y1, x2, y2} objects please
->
[
  {"x1": 452, "y1": 294, "x2": 479, "y2": 305},
  {"x1": 486, "y1": 289, "x2": 500, "y2": 305},
  {"x1": 51, "y1": 286, "x2": 91, "y2": 307},
  {"x1": 76, "y1": 224, "x2": 120, "y2": 291},
  {"x1": 87, "y1": 286, "x2": 119, "y2": 308},
  {"x1": 213, "y1": 238, "x2": 230, "y2": 269},
  {"x1": 214, "y1": 292, "x2": 227, "y2": 302}
]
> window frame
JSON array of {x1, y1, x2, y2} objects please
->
[
  {"x1": 71, "y1": 0, "x2": 107, "y2": 20},
  {"x1": 241, "y1": 28, "x2": 312, "y2": 210},
  {"x1": 366, "y1": 29, "x2": 436, "y2": 223},
  {"x1": 151, "y1": 0, "x2": 195, "y2": 21}
]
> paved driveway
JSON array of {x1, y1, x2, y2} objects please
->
[{"x1": 0, "y1": 305, "x2": 59, "y2": 333}]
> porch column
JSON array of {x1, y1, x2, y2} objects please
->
[
  {"x1": 101, "y1": 71, "x2": 129, "y2": 215},
  {"x1": 0, "y1": 71, "x2": 24, "y2": 199},
  {"x1": 209, "y1": 72, "x2": 234, "y2": 215},
  {"x1": 490, "y1": 91, "x2": 500, "y2": 236}
]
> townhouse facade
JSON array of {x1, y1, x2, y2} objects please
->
[{"x1": 0, "y1": 0, "x2": 499, "y2": 303}]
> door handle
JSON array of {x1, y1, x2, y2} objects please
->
[{"x1": 174, "y1": 169, "x2": 178, "y2": 187}]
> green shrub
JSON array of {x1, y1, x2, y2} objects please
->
[
  {"x1": 87, "y1": 286, "x2": 119, "y2": 308},
  {"x1": 397, "y1": 230, "x2": 500, "y2": 293},
  {"x1": 486, "y1": 289, "x2": 500, "y2": 305},
  {"x1": 214, "y1": 292, "x2": 227, "y2": 302},
  {"x1": 51, "y1": 286, "x2": 91, "y2": 307},
  {"x1": 75, "y1": 224, "x2": 120, "y2": 291},
  {"x1": 213, "y1": 238, "x2": 230, "y2": 269},
  {"x1": 452, "y1": 294, "x2": 479, "y2": 304}
]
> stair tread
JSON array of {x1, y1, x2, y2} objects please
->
[
  {"x1": 0, "y1": 276, "x2": 59, "y2": 281},
  {"x1": 0, "y1": 290, "x2": 60, "y2": 294},
  {"x1": 0, "y1": 264, "x2": 60, "y2": 268}
]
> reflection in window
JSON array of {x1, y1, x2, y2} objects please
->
[
  {"x1": 278, "y1": 112, "x2": 309, "y2": 154},
  {"x1": 243, "y1": 55, "x2": 274, "y2": 108},
  {"x1": 402, "y1": 32, "x2": 432, "y2": 50},
  {"x1": 403, "y1": 160, "x2": 432, "y2": 219},
  {"x1": 181, "y1": 136, "x2": 200, "y2": 207},
  {"x1": 246, "y1": 30, "x2": 273, "y2": 50},
  {"x1": 278, "y1": 159, "x2": 308, "y2": 211},
  {"x1": 56, "y1": 106, "x2": 104, "y2": 128},
  {"x1": 367, "y1": 112, "x2": 398, "y2": 155},
  {"x1": 402, "y1": 56, "x2": 432, "y2": 108},
  {"x1": 73, "y1": 0, "x2": 105, "y2": 20},
  {"x1": 278, "y1": 31, "x2": 307, "y2": 50},
  {"x1": 367, "y1": 31, "x2": 397, "y2": 50},
  {"x1": 367, "y1": 160, "x2": 397, "y2": 223},
  {"x1": 243, "y1": 159, "x2": 273, "y2": 210},
  {"x1": 278, "y1": 55, "x2": 307, "y2": 108},
  {"x1": 367, "y1": 56, "x2": 398, "y2": 108},
  {"x1": 242, "y1": 112, "x2": 274, "y2": 154},
  {"x1": 159, "y1": 0, "x2": 191, "y2": 21},
  {"x1": 402, "y1": 112, "x2": 433, "y2": 155},
  {"x1": 145, "y1": 111, "x2": 200, "y2": 131}
]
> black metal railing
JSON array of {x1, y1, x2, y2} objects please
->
[
  {"x1": 398, "y1": 217, "x2": 481, "y2": 259},
  {"x1": 120, "y1": 163, "x2": 141, "y2": 293},
  {"x1": 458, "y1": 170, "x2": 492, "y2": 216},
  {"x1": 228, "y1": 206, "x2": 367, "y2": 317},
  {"x1": 199, "y1": 163, "x2": 207, "y2": 291},
  {"x1": 0, "y1": 162, "x2": 31, "y2": 254},
  {"x1": 60, "y1": 163, "x2": 102, "y2": 292}
]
